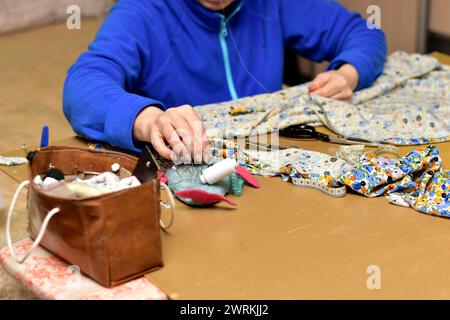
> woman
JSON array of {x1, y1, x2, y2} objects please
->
[{"x1": 63, "y1": 0, "x2": 386, "y2": 162}]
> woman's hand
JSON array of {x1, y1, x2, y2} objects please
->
[
  {"x1": 309, "y1": 64, "x2": 359, "y2": 101},
  {"x1": 133, "y1": 105, "x2": 210, "y2": 163}
]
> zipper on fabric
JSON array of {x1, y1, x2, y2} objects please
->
[{"x1": 218, "y1": 15, "x2": 239, "y2": 100}]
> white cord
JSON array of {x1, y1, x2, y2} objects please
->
[
  {"x1": 159, "y1": 182, "x2": 175, "y2": 230},
  {"x1": 221, "y1": 0, "x2": 271, "y2": 94},
  {"x1": 6, "y1": 180, "x2": 61, "y2": 263},
  {"x1": 6, "y1": 179, "x2": 174, "y2": 262}
]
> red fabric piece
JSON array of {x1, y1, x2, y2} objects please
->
[
  {"x1": 235, "y1": 166, "x2": 260, "y2": 188},
  {"x1": 175, "y1": 189, "x2": 237, "y2": 206}
]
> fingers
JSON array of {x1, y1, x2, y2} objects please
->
[
  {"x1": 330, "y1": 88, "x2": 353, "y2": 101},
  {"x1": 178, "y1": 105, "x2": 210, "y2": 163},
  {"x1": 160, "y1": 119, "x2": 190, "y2": 162},
  {"x1": 177, "y1": 106, "x2": 208, "y2": 143},
  {"x1": 168, "y1": 112, "x2": 197, "y2": 161},
  {"x1": 151, "y1": 110, "x2": 190, "y2": 161},
  {"x1": 311, "y1": 73, "x2": 346, "y2": 98},
  {"x1": 153, "y1": 105, "x2": 210, "y2": 163},
  {"x1": 309, "y1": 72, "x2": 332, "y2": 92},
  {"x1": 150, "y1": 129, "x2": 173, "y2": 160},
  {"x1": 310, "y1": 72, "x2": 353, "y2": 100},
  {"x1": 180, "y1": 106, "x2": 210, "y2": 163}
]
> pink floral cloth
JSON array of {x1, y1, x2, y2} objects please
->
[{"x1": 0, "y1": 238, "x2": 167, "y2": 300}]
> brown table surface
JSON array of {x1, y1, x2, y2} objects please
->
[{"x1": 2, "y1": 52, "x2": 450, "y2": 300}]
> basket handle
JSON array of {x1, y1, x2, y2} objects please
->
[
  {"x1": 6, "y1": 180, "x2": 174, "y2": 262},
  {"x1": 159, "y1": 182, "x2": 175, "y2": 230},
  {"x1": 6, "y1": 180, "x2": 61, "y2": 263}
]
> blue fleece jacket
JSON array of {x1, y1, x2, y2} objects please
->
[{"x1": 63, "y1": 0, "x2": 386, "y2": 152}]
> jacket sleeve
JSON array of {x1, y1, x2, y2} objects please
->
[
  {"x1": 63, "y1": 0, "x2": 164, "y2": 152},
  {"x1": 279, "y1": 0, "x2": 387, "y2": 90}
]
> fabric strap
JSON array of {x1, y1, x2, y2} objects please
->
[
  {"x1": 6, "y1": 180, "x2": 61, "y2": 263},
  {"x1": 6, "y1": 180, "x2": 176, "y2": 263}
]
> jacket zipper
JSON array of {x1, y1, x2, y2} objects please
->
[{"x1": 218, "y1": 13, "x2": 239, "y2": 100}]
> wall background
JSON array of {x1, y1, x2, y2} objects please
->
[
  {"x1": 296, "y1": 0, "x2": 450, "y2": 80},
  {"x1": 429, "y1": 0, "x2": 450, "y2": 37}
]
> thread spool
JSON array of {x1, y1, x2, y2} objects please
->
[
  {"x1": 44, "y1": 168, "x2": 65, "y2": 181},
  {"x1": 200, "y1": 158, "x2": 238, "y2": 185},
  {"x1": 111, "y1": 163, "x2": 121, "y2": 173}
]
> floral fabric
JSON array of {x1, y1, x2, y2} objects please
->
[
  {"x1": 209, "y1": 139, "x2": 450, "y2": 217},
  {"x1": 339, "y1": 146, "x2": 450, "y2": 217},
  {"x1": 209, "y1": 139, "x2": 351, "y2": 196},
  {"x1": 0, "y1": 238, "x2": 167, "y2": 300}
]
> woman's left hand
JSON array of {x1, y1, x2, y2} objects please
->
[{"x1": 309, "y1": 64, "x2": 359, "y2": 101}]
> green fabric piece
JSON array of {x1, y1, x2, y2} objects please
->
[{"x1": 167, "y1": 164, "x2": 245, "y2": 206}]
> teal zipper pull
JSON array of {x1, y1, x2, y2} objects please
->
[{"x1": 220, "y1": 17, "x2": 228, "y2": 38}]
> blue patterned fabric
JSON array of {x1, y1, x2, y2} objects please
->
[{"x1": 197, "y1": 52, "x2": 450, "y2": 146}]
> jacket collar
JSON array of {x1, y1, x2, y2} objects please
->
[{"x1": 182, "y1": 0, "x2": 244, "y2": 32}]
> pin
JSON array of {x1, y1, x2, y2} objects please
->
[
  {"x1": 172, "y1": 152, "x2": 193, "y2": 178},
  {"x1": 171, "y1": 154, "x2": 182, "y2": 178},
  {"x1": 172, "y1": 163, "x2": 182, "y2": 178},
  {"x1": 185, "y1": 162, "x2": 194, "y2": 176}
]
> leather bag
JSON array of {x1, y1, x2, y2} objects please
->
[{"x1": 6, "y1": 146, "x2": 174, "y2": 288}]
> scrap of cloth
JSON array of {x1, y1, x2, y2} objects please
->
[
  {"x1": 340, "y1": 145, "x2": 450, "y2": 217},
  {"x1": 196, "y1": 51, "x2": 450, "y2": 145},
  {"x1": 210, "y1": 139, "x2": 450, "y2": 217},
  {"x1": 166, "y1": 164, "x2": 244, "y2": 206},
  {"x1": 0, "y1": 156, "x2": 27, "y2": 166},
  {"x1": 209, "y1": 139, "x2": 354, "y2": 197}
]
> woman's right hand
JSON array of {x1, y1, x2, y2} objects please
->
[{"x1": 133, "y1": 105, "x2": 210, "y2": 163}]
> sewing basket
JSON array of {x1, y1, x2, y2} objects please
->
[{"x1": 8, "y1": 146, "x2": 165, "y2": 287}]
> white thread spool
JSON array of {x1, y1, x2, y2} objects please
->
[
  {"x1": 111, "y1": 163, "x2": 121, "y2": 173},
  {"x1": 200, "y1": 158, "x2": 238, "y2": 185}
]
